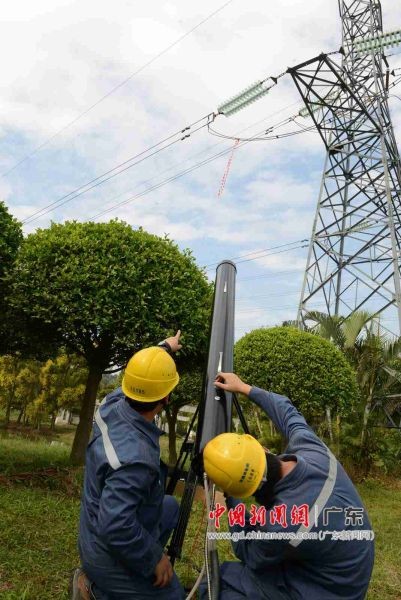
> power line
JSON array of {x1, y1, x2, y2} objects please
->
[
  {"x1": 236, "y1": 295, "x2": 363, "y2": 314},
  {"x1": 235, "y1": 243, "x2": 308, "y2": 264},
  {"x1": 1, "y1": 0, "x2": 235, "y2": 179},
  {"x1": 20, "y1": 62, "x2": 316, "y2": 225},
  {"x1": 22, "y1": 99, "x2": 302, "y2": 225},
  {"x1": 238, "y1": 269, "x2": 303, "y2": 281},
  {"x1": 22, "y1": 42, "x2": 397, "y2": 226},
  {"x1": 236, "y1": 303, "x2": 316, "y2": 313},
  {"x1": 82, "y1": 101, "x2": 299, "y2": 221},
  {"x1": 88, "y1": 103, "x2": 302, "y2": 220},
  {"x1": 22, "y1": 116, "x2": 211, "y2": 224},
  {"x1": 9, "y1": 47, "x2": 401, "y2": 225},
  {"x1": 88, "y1": 108, "x2": 311, "y2": 222},
  {"x1": 205, "y1": 243, "x2": 308, "y2": 274},
  {"x1": 205, "y1": 239, "x2": 307, "y2": 268},
  {"x1": 24, "y1": 100, "x2": 301, "y2": 225},
  {"x1": 96, "y1": 101, "x2": 300, "y2": 218},
  {"x1": 89, "y1": 142, "x2": 240, "y2": 220},
  {"x1": 89, "y1": 126, "x2": 269, "y2": 220},
  {"x1": 207, "y1": 116, "x2": 316, "y2": 142},
  {"x1": 236, "y1": 290, "x2": 301, "y2": 301}
]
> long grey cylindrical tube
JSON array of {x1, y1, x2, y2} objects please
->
[{"x1": 196, "y1": 260, "x2": 236, "y2": 452}]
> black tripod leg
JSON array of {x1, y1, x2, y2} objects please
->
[
  {"x1": 233, "y1": 392, "x2": 250, "y2": 434},
  {"x1": 165, "y1": 404, "x2": 199, "y2": 495},
  {"x1": 168, "y1": 465, "x2": 199, "y2": 565}
]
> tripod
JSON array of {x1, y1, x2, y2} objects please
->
[
  {"x1": 164, "y1": 260, "x2": 253, "y2": 599},
  {"x1": 166, "y1": 392, "x2": 250, "y2": 564}
]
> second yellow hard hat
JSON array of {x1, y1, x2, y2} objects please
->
[{"x1": 203, "y1": 432, "x2": 267, "y2": 498}]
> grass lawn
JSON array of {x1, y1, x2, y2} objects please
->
[
  {"x1": 360, "y1": 479, "x2": 401, "y2": 599},
  {"x1": 0, "y1": 432, "x2": 400, "y2": 599}
]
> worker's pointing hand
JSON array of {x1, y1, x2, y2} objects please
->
[
  {"x1": 165, "y1": 330, "x2": 182, "y2": 353},
  {"x1": 153, "y1": 553, "x2": 173, "y2": 588},
  {"x1": 214, "y1": 372, "x2": 251, "y2": 396}
]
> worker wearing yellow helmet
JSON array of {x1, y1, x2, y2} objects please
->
[
  {"x1": 74, "y1": 331, "x2": 186, "y2": 600},
  {"x1": 201, "y1": 372, "x2": 374, "y2": 600}
]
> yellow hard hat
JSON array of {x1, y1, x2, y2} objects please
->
[
  {"x1": 122, "y1": 347, "x2": 179, "y2": 402},
  {"x1": 203, "y1": 433, "x2": 266, "y2": 498}
]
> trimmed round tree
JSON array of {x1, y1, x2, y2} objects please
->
[
  {"x1": 235, "y1": 327, "x2": 358, "y2": 423},
  {"x1": 10, "y1": 220, "x2": 212, "y2": 464},
  {"x1": 0, "y1": 201, "x2": 23, "y2": 354}
]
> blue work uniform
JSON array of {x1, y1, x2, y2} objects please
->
[
  {"x1": 204, "y1": 387, "x2": 374, "y2": 600},
  {"x1": 78, "y1": 388, "x2": 185, "y2": 600}
]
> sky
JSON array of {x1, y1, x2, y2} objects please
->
[{"x1": 1, "y1": 0, "x2": 401, "y2": 339}]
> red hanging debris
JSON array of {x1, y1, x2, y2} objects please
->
[{"x1": 217, "y1": 138, "x2": 240, "y2": 198}]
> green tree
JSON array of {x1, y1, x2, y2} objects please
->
[
  {"x1": 9, "y1": 221, "x2": 212, "y2": 464},
  {"x1": 58, "y1": 383, "x2": 86, "y2": 418},
  {"x1": 0, "y1": 355, "x2": 23, "y2": 424},
  {"x1": 305, "y1": 310, "x2": 401, "y2": 456},
  {"x1": 0, "y1": 356, "x2": 43, "y2": 426},
  {"x1": 234, "y1": 327, "x2": 358, "y2": 438},
  {"x1": 97, "y1": 372, "x2": 121, "y2": 401},
  {"x1": 303, "y1": 310, "x2": 373, "y2": 351},
  {"x1": 39, "y1": 353, "x2": 88, "y2": 429},
  {"x1": 0, "y1": 202, "x2": 23, "y2": 354},
  {"x1": 14, "y1": 359, "x2": 42, "y2": 424},
  {"x1": 0, "y1": 201, "x2": 22, "y2": 279}
]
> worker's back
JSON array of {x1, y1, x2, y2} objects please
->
[
  {"x1": 79, "y1": 388, "x2": 165, "y2": 574},
  {"x1": 229, "y1": 388, "x2": 374, "y2": 600}
]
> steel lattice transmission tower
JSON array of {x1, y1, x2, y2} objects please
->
[{"x1": 291, "y1": 0, "x2": 401, "y2": 335}]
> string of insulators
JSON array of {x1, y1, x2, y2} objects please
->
[
  {"x1": 345, "y1": 28, "x2": 401, "y2": 54},
  {"x1": 218, "y1": 78, "x2": 277, "y2": 117}
]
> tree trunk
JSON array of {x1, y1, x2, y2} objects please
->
[
  {"x1": 17, "y1": 409, "x2": 24, "y2": 423},
  {"x1": 326, "y1": 406, "x2": 334, "y2": 444},
  {"x1": 336, "y1": 414, "x2": 341, "y2": 457},
  {"x1": 165, "y1": 405, "x2": 179, "y2": 465},
  {"x1": 70, "y1": 363, "x2": 103, "y2": 465},
  {"x1": 360, "y1": 399, "x2": 372, "y2": 448},
  {"x1": 360, "y1": 400, "x2": 372, "y2": 474},
  {"x1": 253, "y1": 407, "x2": 263, "y2": 438},
  {"x1": 4, "y1": 400, "x2": 12, "y2": 426},
  {"x1": 50, "y1": 412, "x2": 56, "y2": 431},
  {"x1": 4, "y1": 380, "x2": 17, "y2": 426}
]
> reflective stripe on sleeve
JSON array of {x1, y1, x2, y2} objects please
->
[
  {"x1": 289, "y1": 447, "x2": 337, "y2": 547},
  {"x1": 94, "y1": 408, "x2": 122, "y2": 470}
]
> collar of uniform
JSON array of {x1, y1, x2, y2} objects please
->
[
  {"x1": 116, "y1": 392, "x2": 164, "y2": 442},
  {"x1": 274, "y1": 453, "x2": 307, "y2": 491}
]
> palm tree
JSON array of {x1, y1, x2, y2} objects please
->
[
  {"x1": 304, "y1": 310, "x2": 401, "y2": 454},
  {"x1": 304, "y1": 310, "x2": 372, "y2": 351},
  {"x1": 355, "y1": 331, "x2": 401, "y2": 447}
]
